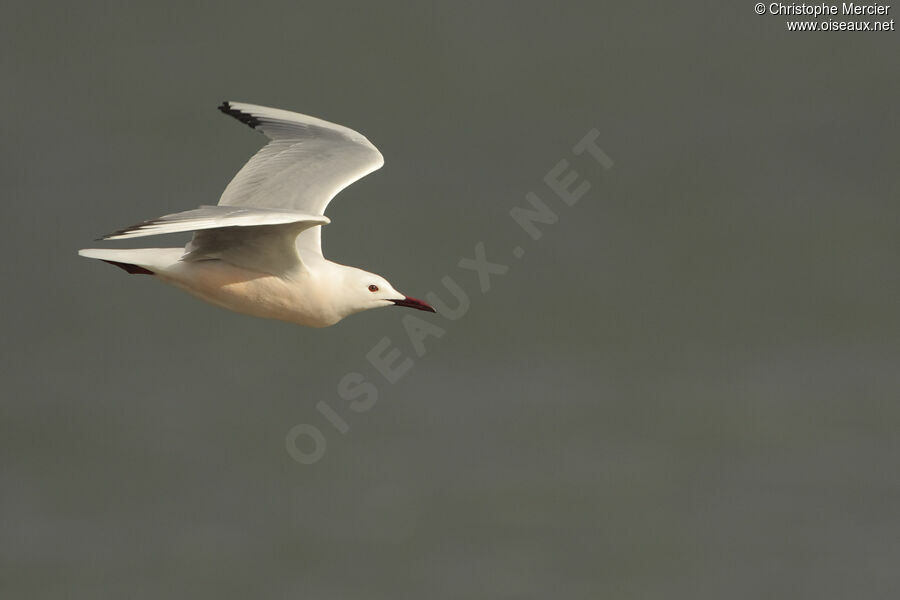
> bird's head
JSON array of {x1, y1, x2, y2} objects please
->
[{"x1": 334, "y1": 266, "x2": 434, "y2": 318}]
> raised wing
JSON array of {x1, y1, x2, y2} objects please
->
[
  {"x1": 100, "y1": 205, "x2": 329, "y2": 275},
  {"x1": 217, "y1": 101, "x2": 384, "y2": 255}
]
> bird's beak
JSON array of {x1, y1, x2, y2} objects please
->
[{"x1": 391, "y1": 295, "x2": 436, "y2": 312}]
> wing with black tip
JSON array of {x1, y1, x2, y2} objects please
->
[
  {"x1": 99, "y1": 205, "x2": 329, "y2": 275},
  {"x1": 216, "y1": 101, "x2": 384, "y2": 255}
]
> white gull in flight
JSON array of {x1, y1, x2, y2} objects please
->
[{"x1": 79, "y1": 101, "x2": 434, "y2": 327}]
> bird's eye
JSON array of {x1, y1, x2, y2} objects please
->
[{"x1": 368, "y1": 284, "x2": 379, "y2": 292}]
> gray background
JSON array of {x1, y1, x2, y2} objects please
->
[{"x1": 3, "y1": 2, "x2": 899, "y2": 598}]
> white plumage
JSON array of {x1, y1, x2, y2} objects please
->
[{"x1": 79, "y1": 102, "x2": 433, "y2": 327}]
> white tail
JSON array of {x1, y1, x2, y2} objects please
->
[{"x1": 78, "y1": 248, "x2": 184, "y2": 275}]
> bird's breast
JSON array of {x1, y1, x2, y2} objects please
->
[{"x1": 160, "y1": 260, "x2": 340, "y2": 327}]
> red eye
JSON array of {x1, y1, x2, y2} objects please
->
[{"x1": 368, "y1": 284, "x2": 379, "y2": 292}]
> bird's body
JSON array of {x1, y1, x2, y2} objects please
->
[
  {"x1": 79, "y1": 102, "x2": 434, "y2": 326},
  {"x1": 82, "y1": 247, "x2": 392, "y2": 328}
]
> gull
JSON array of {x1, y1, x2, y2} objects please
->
[{"x1": 79, "y1": 101, "x2": 434, "y2": 327}]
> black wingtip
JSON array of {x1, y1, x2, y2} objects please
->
[
  {"x1": 100, "y1": 260, "x2": 154, "y2": 275},
  {"x1": 218, "y1": 101, "x2": 261, "y2": 129},
  {"x1": 96, "y1": 217, "x2": 162, "y2": 241}
]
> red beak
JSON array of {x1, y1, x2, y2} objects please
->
[{"x1": 391, "y1": 295, "x2": 435, "y2": 312}]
